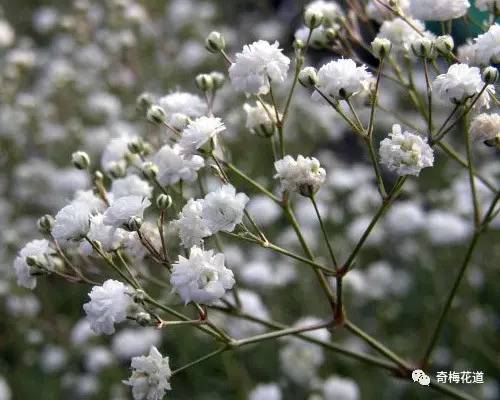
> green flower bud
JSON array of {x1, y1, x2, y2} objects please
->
[
  {"x1": 108, "y1": 162, "x2": 127, "y2": 178},
  {"x1": 304, "y1": 7, "x2": 323, "y2": 29},
  {"x1": 298, "y1": 67, "x2": 319, "y2": 89},
  {"x1": 210, "y1": 71, "x2": 225, "y2": 89},
  {"x1": 411, "y1": 37, "x2": 435, "y2": 59},
  {"x1": 71, "y1": 151, "x2": 90, "y2": 170},
  {"x1": 482, "y1": 66, "x2": 498, "y2": 85},
  {"x1": 37, "y1": 215, "x2": 55, "y2": 234},
  {"x1": 205, "y1": 31, "x2": 225, "y2": 53},
  {"x1": 141, "y1": 161, "x2": 158, "y2": 180},
  {"x1": 126, "y1": 216, "x2": 143, "y2": 232},
  {"x1": 156, "y1": 194, "x2": 173, "y2": 210},
  {"x1": 435, "y1": 35, "x2": 454, "y2": 55},
  {"x1": 146, "y1": 105, "x2": 167, "y2": 125},
  {"x1": 195, "y1": 73, "x2": 214, "y2": 92},
  {"x1": 127, "y1": 138, "x2": 145, "y2": 155},
  {"x1": 136, "y1": 92, "x2": 155, "y2": 112},
  {"x1": 371, "y1": 38, "x2": 392, "y2": 59}
]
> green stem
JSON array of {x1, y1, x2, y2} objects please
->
[{"x1": 171, "y1": 346, "x2": 229, "y2": 376}]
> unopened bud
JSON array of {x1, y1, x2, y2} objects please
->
[
  {"x1": 135, "y1": 312, "x2": 152, "y2": 326},
  {"x1": 324, "y1": 27, "x2": 338, "y2": 44},
  {"x1": 37, "y1": 215, "x2": 55, "y2": 234},
  {"x1": 94, "y1": 170, "x2": 104, "y2": 182},
  {"x1": 205, "y1": 31, "x2": 225, "y2": 53},
  {"x1": 126, "y1": 216, "x2": 143, "y2": 232},
  {"x1": 293, "y1": 39, "x2": 305, "y2": 50},
  {"x1": 411, "y1": 37, "x2": 435, "y2": 59},
  {"x1": 141, "y1": 161, "x2": 158, "y2": 180},
  {"x1": 304, "y1": 7, "x2": 323, "y2": 29},
  {"x1": 133, "y1": 289, "x2": 146, "y2": 303},
  {"x1": 136, "y1": 92, "x2": 155, "y2": 112},
  {"x1": 371, "y1": 38, "x2": 392, "y2": 59},
  {"x1": 156, "y1": 194, "x2": 173, "y2": 210},
  {"x1": 210, "y1": 71, "x2": 225, "y2": 89},
  {"x1": 170, "y1": 113, "x2": 189, "y2": 130},
  {"x1": 146, "y1": 105, "x2": 166, "y2": 125},
  {"x1": 127, "y1": 138, "x2": 145, "y2": 154},
  {"x1": 298, "y1": 67, "x2": 319, "y2": 89},
  {"x1": 482, "y1": 66, "x2": 498, "y2": 85},
  {"x1": 195, "y1": 73, "x2": 214, "y2": 92},
  {"x1": 71, "y1": 151, "x2": 90, "y2": 170},
  {"x1": 435, "y1": 35, "x2": 454, "y2": 55},
  {"x1": 108, "y1": 162, "x2": 126, "y2": 178}
]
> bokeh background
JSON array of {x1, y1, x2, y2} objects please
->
[{"x1": 0, "y1": 0, "x2": 498, "y2": 399}]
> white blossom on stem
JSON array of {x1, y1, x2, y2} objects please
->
[
  {"x1": 274, "y1": 155, "x2": 326, "y2": 196},
  {"x1": 178, "y1": 116, "x2": 225, "y2": 155},
  {"x1": 171, "y1": 199, "x2": 211, "y2": 248},
  {"x1": 103, "y1": 195, "x2": 151, "y2": 229},
  {"x1": 202, "y1": 184, "x2": 249, "y2": 233},
  {"x1": 152, "y1": 144, "x2": 204, "y2": 186},
  {"x1": 432, "y1": 63, "x2": 484, "y2": 104},
  {"x1": 170, "y1": 246, "x2": 235, "y2": 304},
  {"x1": 13, "y1": 239, "x2": 54, "y2": 289},
  {"x1": 409, "y1": 0, "x2": 470, "y2": 21}
]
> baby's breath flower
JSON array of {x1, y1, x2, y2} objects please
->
[
  {"x1": 171, "y1": 199, "x2": 211, "y2": 248},
  {"x1": 178, "y1": 116, "x2": 225, "y2": 155},
  {"x1": 409, "y1": 0, "x2": 470, "y2": 21},
  {"x1": 315, "y1": 58, "x2": 372, "y2": 99},
  {"x1": 274, "y1": 155, "x2": 326, "y2": 196},
  {"x1": 379, "y1": 124, "x2": 434, "y2": 176},
  {"x1": 14, "y1": 239, "x2": 55, "y2": 289},
  {"x1": 152, "y1": 144, "x2": 204, "y2": 186},
  {"x1": 83, "y1": 279, "x2": 133, "y2": 335},
  {"x1": 202, "y1": 184, "x2": 249, "y2": 233},
  {"x1": 432, "y1": 63, "x2": 484, "y2": 104},
  {"x1": 229, "y1": 40, "x2": 290, "y2": 95},
  {"x1": 170, "y1": 246, "x2": 235, "y2": 304},
  {"x1": 123, "y1": 346, "x2": 171, "y2": 400},
  {"x1": 473, "y1": 24, "x2": 500, "y2": 64},
  {"x1": 470, "y1": 113, "x2": 500, "y2": 142},
  {"x1": 103, "y1": 195, "x2": 151, "y2": 230},
  {"x1": 243, "y1": 101, "x2": 278, "y2": 136}
]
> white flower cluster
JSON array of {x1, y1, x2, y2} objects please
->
[
  {"x1": 229, "y1": 40, "x2": 290, "y2": 94},
  {"x1": 170, "y1": 246, "x2": 235, "y2": 304},
  {"x1": 172, "y1": 184, "x2": 249, "y2": 248},
  {"x1": 409, "y1": 0, "x2": 470, "y2": 21},
  {"x1": 123, "y1": 346, "x2": 171, "y2": 400},
  {"x1": 274, "y1": 155, "x2": 326, "y2": 196},
  {"x1": 379, "y1": 124, "x2": 434, "y2": 176},
  {"x1": 433, "y1": 63, "x2": 484, "y2": 104}
]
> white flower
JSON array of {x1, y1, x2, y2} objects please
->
[
  {"x1": 171, "y1": 199, "x2": 211, "y2": 248},
  {"x1": 274, "y1": 155, "x2": 326, "y2": 196},
  {"x1": 13, "y1": 239, "x2": 54, "y2": 289},
  {"x1": 409, "y1": 0, "x2": 469, "y2": 21},
  {"x1": 123, "y1": 346, "x2": 171, "y2": 400},
  {"x1": 111, "y1": 175, "x2": 153, "y2": 199},
  {"x1": 229, "y1": 40, "x2": 290, "y2": 94},
  {"x1": 103, "y1": 195, "x2": 151, "y2": 229},
  {"x1": 433, "y1": 64, "x2": 484, "y2": 104},
  {"x1": 473, "y1": 24, "x2": 500, "y2": 64},
  {"x1": 377, "y1": 18, "x2": 427, "y2": 52},
  {"x1": 322, "y1": 376, "x2": 360, "y2": 400},
  {"x1": 170, "y1": 246, "x2": 235, "y2": 304},
  {"x1": 152, "y1": 144, "x2": 204, "y2": 186},
  {"x1": 476, "y1": 0, "x2": 500, "y2": 12},
  {"x1": 178, "y1": 116, "x2": 225, "y2": 155},
  {"x1": 79, "y1": 214, "x2": 125, "y2": 255},
  {"x1": 52, "y1": 203, "x2": 92, "y2": 241},
  {"x1": 243, "y1": 101, "x2": 278, "y2": 135},
  {"x1": 158, "y1": 91, "x2": 206, "y2": 122},
  {"x1": 83, "y1": 279, "x2": 133, "y2": 335},
  {"x1": 249, "y1": 383, "x2": 282, "y2": 400},
  {"x1": 379, "y1": 124, "x2": 434, "y2": 176},
  {"x1": 294, "y1": 26, "x2": 329, "y2": 48},
  {"x1": 315, "y1": 58, "x2": 372, "y2": 99},
  {"x1": 202, "y1": 184, "x2": 249, "y2": 233},
  {"x1": 470, "y1": 113, "x2": 500, "y2": 142},
  {"x1": 457, "y1": 41, "x2": 481, "y2": 65}
]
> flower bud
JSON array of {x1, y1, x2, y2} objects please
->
[
  {"x1": 195, "y1": 73, "x2": 214, "y2": 92},
  {"x1": 482, "y1": 66, "x2": 498, "y2": 85},
  {"x1": 133, "y1": 289, "x2": 146, "y2": 303},
  {"x1": 298, "y1": 67, "x2": 319, "y2": 89},
  {"x1": 170, "y1": 113, "x2": 189, "y2": 130},
  {"x1": 293, "y1": 39, "x2": 305, "y2": 50},
  {"x1": 26, "y1": 255, "x2": 43, "y2": 268},
  {"x1": 37, "y1": 214, "x2": 55, "y2": 234},
  {"x1": 324, "y1": 27, "x2": 338, "y2": 44},
  {"x1": 127, "y1": 138, "x2": 145, "y2": 155},
  {"x1": 135, "y1": 312, "x2": 152, "y2": 326},
  {"x1": 71, "y1": 151, "x2": 90, "y2": 170},
  {"x1": 411, "y1": 37, "x2": 435, "y2": 59},
  {"x1": 108, "y1": 162, "x2": 126, "y2": 178},
  {"x1": 146, "y1": 105, "x2": 167, "y2": 125},
  {"x1": 136, "y1": 92, "x2": 155, "y2": 112},
  {"x1": 94, "y1": 170, "x2": 104, "y2": 182},
  {"x1": 141, "y1": 161, "x2": 158, "y2": 180},
  {"x1": 156, "y1": 194, "x2": 173, "y2": 210},
  {"x1": 210, "y1": 71, "x2": 225, "y2": 89},
  {"x1": 205, "y1": 31, "x2": 225, "y2": 53},
  {"x1": 434, "y1": 35, "x2": 454, "y2": 55},
  {"x1": 126, "y1": 216, "x2": 143, "y2": 232},
  {"x1": 304, "y1": 7, "x2": 323, "y2": 29},
  {"x1": 371, "y1": 38, "x2": 392, "y2": 59}
]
